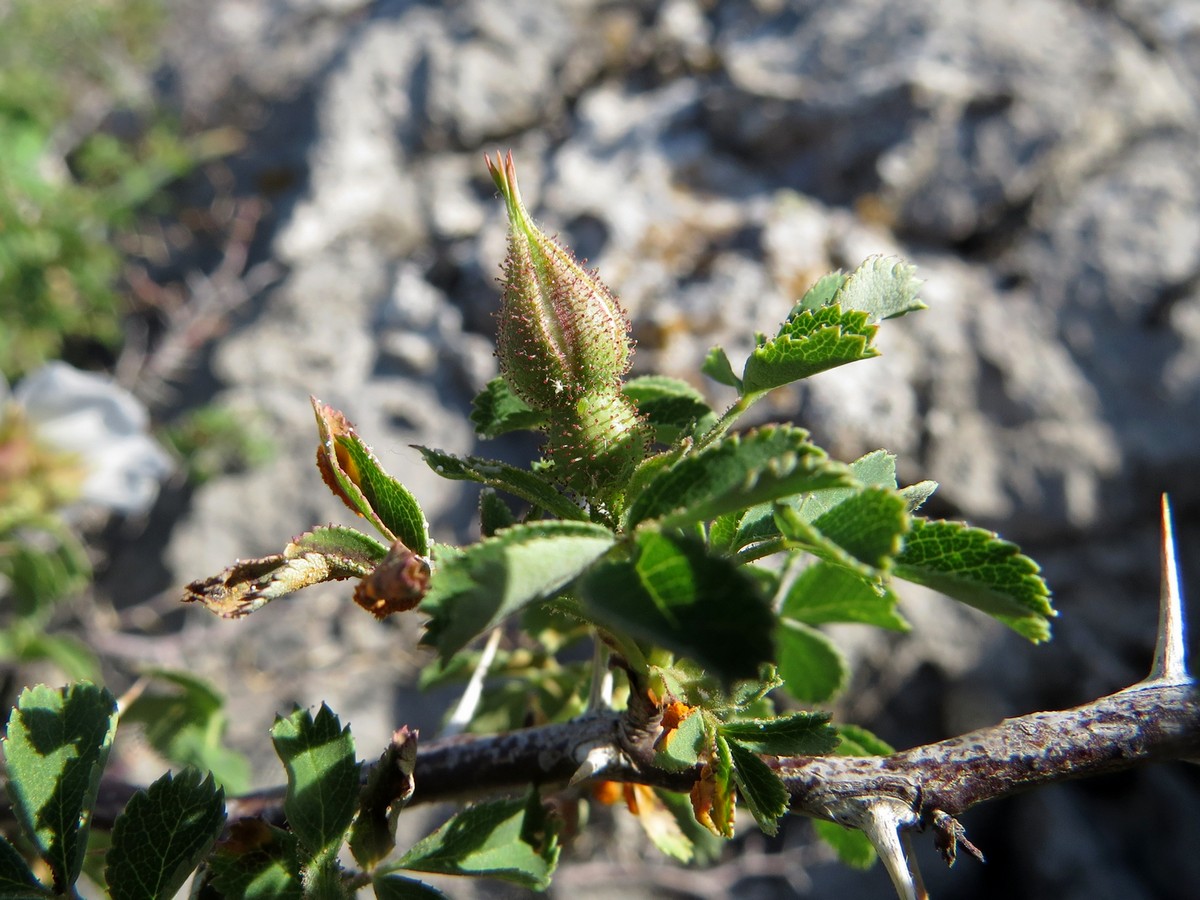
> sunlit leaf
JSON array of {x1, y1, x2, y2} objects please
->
[
  {"x1": 415, "y1": 447, "x2": 587, "y2": 522},
  {"x1": 122, "y1": 670, "x2": 250, "y2": 794},
  {"x1": 625, "y1": 425, "x2": 852, "y2": 531},
  {"x1": 894, "y1": 518, "x2": 1055, "y2": 641},
  {"x1": 394, "y1": 792, "x2": 559, "y2": 890},
  {"x1": 2, "y1": 683, "x2": 117, "y2": 890},
  {"x1": 781, "y1": 562, "x2": 909, "y2": 632},
  {"x1": 421, "y1": 522, "x2": 615, "y2": 659},
  {"x1": 312, "y1": 399, "x2": 429, "y2": 554},
  {"x1": 270, "y1": 705, "x2": 360, "y2": 860},
  {"x1": 181, "y1": 526, "x2": 390, "y2": 619},
  {"x1": 775, "y1": 620, "x2": 847, "y2": 703},
  {"x1": 701, "y1": 346, "x2": 741, "y2": 389}
]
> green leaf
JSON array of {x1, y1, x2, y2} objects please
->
[
  {"x1": 893, "y1": 518, "x2": 1055, "y2": 641},
  {"x1": 209, "y1": 821, "x2": 303, "y2": 900},
  {"x1": 122, "y1": 670, "x2": 250, "y2": 795},
  {"x1": 2, "y1": 683, "x2": 117, "y2": 891},
  {"x1": 781, "y1": 562, "x2": 909, "y2": 631},
  {"x1": 702, "y1": 346, "x2": 741, "y2": 389},
  {"x1": 624, "y1": 425, "x2": 853, "y2": 531},
  {"x1": 835, "y1": 724, "x2": 895, "y2": 757},
  {"x1": 372, "y1": 875, "x2": 448, "y2": 900},
  {"x1": 313, "y1": 399, "x2": 429, "y2": 554},
  {"x1": 415, "y1": 447, "x2": 587, "y2": 522},
  {"x1": 717, "y1": 711, "x2": 838, "y2": 756},
  {"x1": 773, "y1": 487, "x2": 909, "y2": 575},
  {"x1": 181, "y1": 527, "x2": 389, "y2": 619},
  {"x1": 900, "y1": 480, "x2": 938, "y2": 512},
  {"x1": 622, "y1": 376, "x2": 717, "y2": 444},
  {"x1": 270, "y1": 705, "x2": 360, "y2": 859},
  {"x1": 470, "y1": 377, "x2": 546, "y2": 438},
  {"x1": 581, "y1": 533, "x2": 775, "y2": 683},
  {"x1": 654, "y1": 706, "x2": 709, "y2": 773},
  {"x1": 420, "y1": 522, "x2": 615, "y2": 659},
  {"x1": 1, "y1": 631, "x2": 99, "y2": 684},
  {"x1": 775, "y1": 621, "x2": 847, "y2": 703},
  {"x1": 830, "y1": 255, "x2": 926, "y2": 323},
  {"x1": 742, "y1": 304, "x2": 879, "y2": 394},
  {"x1": 814, "y1": 820, "x2": 877, "y2": 869},
  {"x1": 105, "y1": 769, "x2": 225, "y2": 900},
  {"x1": 395, "y1": 792, "x2": 559, "y2": 890},
  {"x1": 0, "y1": 836, "x2": 45, "y2": 897},
  {"x1": 478, "y1": 489, "x2": 517, "y2": 538},
  {"x1": 726, "y1": 739, "x2": 789, "y2": 837},
  {"x1": 795, "y1": 271, "x2": 848, "y2": 312},
  {"x1": 288, "y1": 526, "x2": 392, "y2": 564}
]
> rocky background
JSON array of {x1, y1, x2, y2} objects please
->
[{"x1": 82, "y1": 0, "x2": 1200, "y2": 898}]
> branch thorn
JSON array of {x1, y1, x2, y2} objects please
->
[
  {"x1": 1142, "y1": 494, "x2": 1190, "y2": 687},
  {"x1": 569, "y1": 743, "x2": 623, "y2": 786},
  {"x1": 853, "y1": 799, "x2": 927, "y2": 900}
]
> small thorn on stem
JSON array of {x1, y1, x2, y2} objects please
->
[
  {"x1": 569, "y1": 743, "x2": 623, "y2": 786},
  {"x1": 1143, "y1": 494, "x2": 1190, "y2": 687}
]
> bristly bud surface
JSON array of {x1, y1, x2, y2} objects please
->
[
  {"x1": 485, "y1": 151, "x2": 648, "y2": 503},
  {"x1": 486, "y1": 150, "x2": 632, "y2": 410}
]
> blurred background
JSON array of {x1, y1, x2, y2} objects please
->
[{"x1": 1, "y1": 0, "x2": 1198, "y2": 897}]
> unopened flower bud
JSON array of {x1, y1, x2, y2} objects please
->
[
  {"x1": 487, "y1": 151, "x2": 632, "y2": 409},
  {"x1": 485, "y1": 151, "x2": 649, "y2": 502}
]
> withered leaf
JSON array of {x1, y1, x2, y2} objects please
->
[{"x1": 353, "y1": 540, "x2": 431, "y2": 619}]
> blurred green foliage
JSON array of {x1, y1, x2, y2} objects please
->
[
  {"x1": 163, "y1": 403, "x2": 278, "y2": 485},
  {"x1": 0, "y1": 403, "x2": 98, "y2": 682},
  {"x1": 0, "y1": 0, "x2": 194, "y2": 379}
]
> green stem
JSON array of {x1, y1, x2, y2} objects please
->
[{"x1": 695, "y1": 391, "x2": 763, "y2": 452}]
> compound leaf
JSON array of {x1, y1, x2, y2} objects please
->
[
  {"x1": 894, "y1": 518, "x2": 1055, "y2": 641},
  {"x1": 2, "y1": 683, "x2": 117, "y2": 891},
  {"x1": 373, "y1": 875, "x2": 448, "y2": 900},
  {"x1": 122, "y1": 670, "x2": 250, "y2": 794},
  {"x1": 830, "y1": 255, "x2": 926, "y2": 323},
  {"x1": 742, "y1": 304, "x2": 878, "y2": 394},
  {"x1": 181, "y1": 526, "x2": 389, "y2": 619},
  {"x1": 702, "y1": 346, "x2": 741, "y2": 389},
  {"x1": 421, "y1": 522, "x2": 615, "y2": 659},
  {"x1": 105, "y1": 769, "x2": 225, "y2": 900}
]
